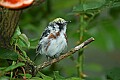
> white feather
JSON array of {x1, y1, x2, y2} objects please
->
[{"x1": 46, "y1": 32, "x2": 67, "y2": 57}]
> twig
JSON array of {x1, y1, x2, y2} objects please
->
[{"x1": 35, "y1": 37, "x2": 95, "y2": 72}]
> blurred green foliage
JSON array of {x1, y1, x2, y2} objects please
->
[
  {"x1": 106, "y1": 68, "x2": 120, "y2": 80},
  {"x1": 0, "y1": 48, "x2": 18, "y2": 60}
]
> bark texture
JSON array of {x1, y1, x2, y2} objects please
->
[{"x1": 0, "y1": 8, "x2": 22, "y2": 48}]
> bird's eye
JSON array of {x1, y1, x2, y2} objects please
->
[{"x1": 56, "y1": 23, "x2": 63, "y2": 26}]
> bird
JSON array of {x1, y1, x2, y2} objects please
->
[{"x1": 35, "y1": 18, "x2": 69, "y2": 60}]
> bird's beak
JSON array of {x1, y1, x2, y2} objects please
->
[{"x1": 65, "y1": 21, "x2": 71, "y2": 23}]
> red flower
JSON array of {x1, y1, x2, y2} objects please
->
[{"x1": 0, "y1": 0, "x2": 34, "y2": 9}]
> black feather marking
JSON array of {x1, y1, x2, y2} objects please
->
[
  {"x1": 40, "y1": 29, "x2": 50, "y2": 40},
  {"x1": 36, "y1": 44, "x2": 42, "y2": 52},
  {"x1": 56, "y1": 23, "x2": 64, "y2": 31},
  {"x1": 35, "y1": 44, "x2": 42, "y2": 61},
  {"x1": 49, "y1": 23, "x2": 55, "y2": 30}
]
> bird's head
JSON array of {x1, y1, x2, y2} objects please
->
[{"x1": 49, "y1": 18, "x2": 69, "y2": 32}]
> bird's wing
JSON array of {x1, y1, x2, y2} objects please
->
[
  {"x1": 35, "y1": 29, "x2": 51, "y2": 61},
  {"x1": 36, "y1": 43, "x2": 42, "y2": 53},
  {"x1": 36, "y1": 26, "x2": 51, "y2": 53},
  {"x1": 39, "y1": 28, "x2": 51, "y2": 40}
]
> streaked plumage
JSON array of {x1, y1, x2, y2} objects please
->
[{"x1": 35, "y1": 18, "x2": 68, "y2": 60}]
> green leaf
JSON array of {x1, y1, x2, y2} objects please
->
[
  {"x1": 106, "y1": 68, "x2": 120, "y2": 80},
  {"x1": 30, "y1": 77, "x2": 43, "y2": 80},
  {"x1": 19, "y1": 73, "x2": 32, "y2": 79},
  {"x1": 73, "y1": 0, "x2": 120, "y2": 13},
  {"x1": 53, "y1": 71, "x2": 80, "y2": 80},
  {"x1": 104, "y1": 0, "x2": 120, "y2": 8},
  {"x1": 10, "y1": 26, "x2": 21, "y2": 45},
  {"x1": 19, "y1": 34, "x2": 30, "y2": 48},
  {"x1": 0, "y1": 67, "x2": 6, "y2": 71},
  {"x1": 17, "y1": 53, "x2": 26, "y2": 62},
  {"x1": 0, "y1": 76, "x2": 9, "y2": 80},
  {"x1": 0, "y1": 48, "x2": 18, "y2": 60},
  {"x1": 54, "y1": 71, "x2": 65, "y2": 80},
  {"x1": 66, "y1": 77, "x2": 80, "y2": 80},
  {"x1": 4, "y1": 62, "x2": 25, "y2": 72},
  {"x1": 73, "y1": 0, "x2": 105, "y2": 12},
  {"x1": 29, "y1": 38, "x2": 39, "y2": 49},
  {"x1": 12, "y1": 26, "x2": 21, "y2": 38},
  {"x1": 38, "y1": 72, "x2": 53, "y2": 80},
  {"x1": 0, "y1": 67, "x2": 6, "y2": 76},
  {"x1": 11, "y1": 26, "x2": 30, "y2": 49}
]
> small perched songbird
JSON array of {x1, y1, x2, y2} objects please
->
[{"x1": 35, "y1": 18, "x2": 69, "y2": 60}]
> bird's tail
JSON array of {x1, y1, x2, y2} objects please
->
[
  {"x1": 34, "y1": 52, "x2": 39, "y2": 61},
  {"x1": 34, "y1": 43, "x2": 42, "y2": 61}
]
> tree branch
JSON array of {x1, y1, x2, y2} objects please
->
[{"x1": 35, "y1": 37, "x2": 95, "y2": 72}]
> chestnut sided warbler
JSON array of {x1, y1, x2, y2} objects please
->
[{"x1": 35, "y1": 18, "x2": 69, "y2": 60}]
